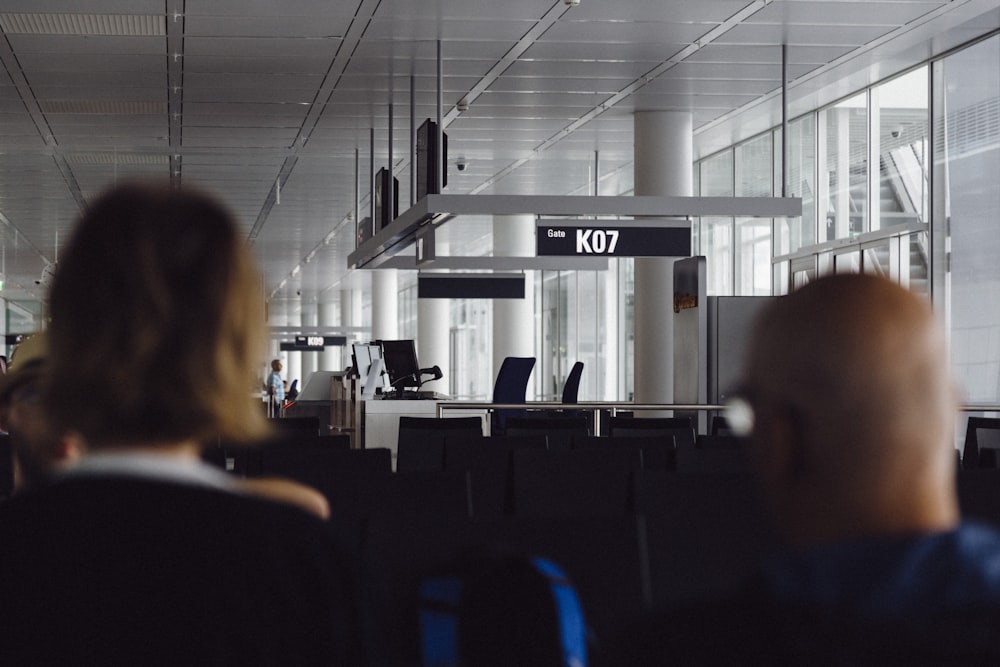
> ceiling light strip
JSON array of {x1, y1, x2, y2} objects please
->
[
  {"x1": 0, "y1": 13, "x2": 165, "y2": 36},
  {"x1": 39, "y1": 100, "x2": 166, "y2": 115}
]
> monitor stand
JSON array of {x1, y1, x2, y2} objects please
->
[{"x1": 361, "y1": 358, "x2": 384, "y2": 400}]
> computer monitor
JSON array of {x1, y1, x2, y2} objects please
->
[
  {"x1": 380, "y1": 339, "x2": 421, "y2": 390},
  {"x1": 352, "y1": 343, "x2": 387, "y2": 392},
  {"x1": 374, "y1": 167, "x2": 398, "y2": 231},
  {"x1": 416, "y1": 118, "x2": 448, "y2": 201}
]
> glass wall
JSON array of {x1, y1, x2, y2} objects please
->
[
  {"x1": 776, "y1": 115, "x2": 817, "y2": 255},
  {"x1": 449, "y1": 298, "x2": 492, "y2": 399},
  {"x1": 694, "y1": 29, "x2": 1000, "y2": 413},
  {"x1": 699, "y1": 150, "x2": 734, "y2": 295},
  {"x1": 875, "y1": 68, "x2": 930, "y2": 230},
  {"x1": 939, "y1": 35, "x2": 1000, "y2": 404},
  {"x1": 735, "y1": 133, "x2": 774, "y2": 296},
  {"x1": 820, "y1": 92, "x2": 868, "y2": 241},
  {"x1": 538, "y1": 268, "x2": 617, "y2": 402}
]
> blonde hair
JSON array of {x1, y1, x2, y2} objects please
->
[{"x1": 45, "y1": 181, "x2": 270, "y2": 447}]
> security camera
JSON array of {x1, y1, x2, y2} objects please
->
[
  {"x1": 35, "y1": 262, "x2": 56, "y2": 287},
  {"x1": 456, "y1": 158, "x2": 467, "y2": 172},
  {"x1": 891, "y1": 127, "x2": 903, "y2": 139}
]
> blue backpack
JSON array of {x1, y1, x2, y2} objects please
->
[{"x1": 419, "y1": 551, "x2": 589, "y2": 667}]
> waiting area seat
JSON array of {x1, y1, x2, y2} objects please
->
[
  {"x1": 444, "y1": 434, "x2": 548, "y2": 517},
  {"x1": 511, "y1": 447, "x2": 642, "y2": 517},
  {"x1": 490, "y1": 357, "x2": 535, "y2": 436},
  {"x1": 608, "y1": 416, "x2": 696, "y2": 449},
  {"x1": 504, "y1": 415, "x2": 590, "y2": 450},
  {"x1": 396, "y1": 416, "x2": 484, "y2": 473},
  {"x1": 636, "y1": 470, "x2": 778, "y2": 606},
  {"x1": 962, "y1": 417, "x2": 1000, "y2": 469},
  {"x1": 573, "y1": 435, "x2": 676, "y2": 470}
]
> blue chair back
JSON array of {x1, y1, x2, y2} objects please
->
[{"x1": 491, "y1": 357, "x2": 535, "y2": 435}]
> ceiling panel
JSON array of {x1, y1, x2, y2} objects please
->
[{"x1": 745, "y1": 1, "x2": 947, "y2": 26}]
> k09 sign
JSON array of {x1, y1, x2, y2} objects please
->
[{"x1": 535, "y1": 224, "x2": 691, "y2": 258}]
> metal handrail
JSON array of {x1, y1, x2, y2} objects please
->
[
  {"x1": 436, "y1": 401, "x2": 1000, "y2": 435},
  {"x1": 437, "y1": 401, "x2": 728, "y2": 435}
]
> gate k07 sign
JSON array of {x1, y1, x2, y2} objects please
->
[{"x1": 535, "y1": 219, "x2": 692, "y2": 258}]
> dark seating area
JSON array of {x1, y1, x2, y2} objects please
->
[{"x1": 18, "y1": 407, "x2": 1000, "y2": 664}]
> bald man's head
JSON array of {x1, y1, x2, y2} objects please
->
[{"x1": 744, "y1": 274, "x2": 958, "y2": 544}]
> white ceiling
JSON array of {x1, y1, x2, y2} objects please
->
[{"x1": 0, "y1": 0, "x2": 997, "y2": 324}]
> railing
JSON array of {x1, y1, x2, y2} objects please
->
[
  {"x1": 437, "y1": 401, "x2": 1000, "y2": 434},
  {"x1": 437, "y1": 402, "x2": 728, "y2": 435}
]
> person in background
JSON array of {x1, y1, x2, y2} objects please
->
[
  {"x1": 0, "y1": 333, "x2": 80, "y2": 491},
  {"x1": 267, "y1": 358, "x2": 285, "y2": 416},
  {"x1": 602, "y1": 273, "x2": 1000, "y2": 664},
  {"x1": 0, "y1": 181, "x2": 375, "y2": 665}
]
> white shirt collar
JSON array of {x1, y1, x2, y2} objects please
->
[{"x1": 57, "y1": 451, "x2": 237, "y2": 492}]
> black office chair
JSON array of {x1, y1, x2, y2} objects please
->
[
  {"x1": 491, "y1": 357, "x2": 535, "y2": 436},
  {"x1": 962, "y1": 417, "x2": 1000, "y2": 469},
  {"x1": 561, "y1": 361, "x2": 584, "y2": 405}
]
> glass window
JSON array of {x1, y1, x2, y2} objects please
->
[
  {"x1": 735, "y1": 134, "x2": 774, "y2": 296},
  {"x1": 735, "y1": 219, "x2": 772, "y2": 295},
  {"x1": 939, "y1": 35, "x2": 1000, "y2": 404},
  {"x1": 449, "y1": 298, "x2": 491, "y2": 399},
  {"x1": 875, "y1": 67, "x2": 929, "y2": 230},
  {"x1": 700, "y1": 150, "x2": 734, "y2": 196},
  {"x1": 702, "y1": 218, "x2": 733, "y2": 296},
  {"x1": 821, "y1": 93, "x2": 868, "y2": 241},
  {"x1": 777, "y1": 115, "x2": 817, "y2": 254},
  {"x1": 700, "y1": 149, "x2": 735, "y2": 295}
]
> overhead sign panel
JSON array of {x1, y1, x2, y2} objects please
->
[
  {"x1": 536, "y1": 220, "x2": 692, "y2": 258},
  {"x1": 281, "y1": 335, "x2": 348, "y2": 352}
]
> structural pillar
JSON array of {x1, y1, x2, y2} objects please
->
[
  {"x1": 633, "y1": 111, "x2": 693, "y2": 408},
  {"x1": 318, "y1": 299, "x2": 338, "y2": 371},
  {"x1": 272, "y1": 301, "x2": 298, "y2": 399},
  {"x1": 417, "y1": 293, "x2": 449, "y2": 394},
  {"x1": 341, "y1": 287, "x2": 363, "y2": 368},
  {"x1": 300, "y1": 302, "x2": 318, "y2": 387},
  {"x1": 492, "y1": 214, "x2": 535, "y2": 392},
  {"x1": 415, "y1": 238, "x2": 450, "y2": 393},
  {"x1": 372, "y1": 270, "x2": 398, "y2": 341}
]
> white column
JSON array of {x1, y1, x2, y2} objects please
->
[
  {"x1": 372, "y1": 270, "x2": 398, "y2": 341},
  {"x1": 340, "y1": 288, "x2": 361, "y2": 368},
  {"x1": 417, "y1": 239, "x2": 451, "y2": 393},
  {"x1": 299, "y1": 302, "x2": 318, "y2": 387},
  {"x1": 318, "y1": 299, "x2": 338, "y2": 371},
  {"x1": 492, "y1": 214, "x2": 535, "y2": 391},
  {"x1": 418, "y1": 296, "x2": 449, "y2": 393},
  {"x1": 633, "y1": 111, "x2": 693, "y2": 407},
  {"x1": 277, "y1": 301, "x2": 301, "y2": 394}
]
